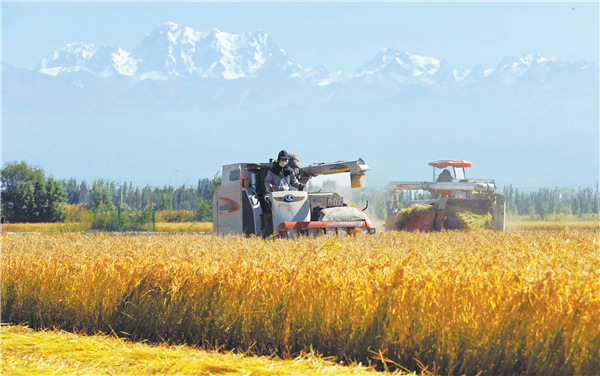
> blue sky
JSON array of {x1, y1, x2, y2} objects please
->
[
  {"x1": 1, "y1": 2, "x2": 598, "y2": 189},
  {"x1": 2, "y1": 2, "x2": 598, "y2": 72}
]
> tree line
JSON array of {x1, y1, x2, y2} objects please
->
[
  {"x1": 1, "y1": 161, "x2": 67, "y2": 223},
  {"x1": 1, "y1": 161, "x2": 598, "y2": 223},
  {"x1": 382, "y1": 186, "x2": 600, "y2": 219},
  {"x1": 1, "y1": 161, "x2": 221, "y2": 223},
  {"x1": 502, "y1": 185, "x2": 599, "y2": 218},
  {"x1": 61, "y1": 177, "x2": 217, "y2": 211}
]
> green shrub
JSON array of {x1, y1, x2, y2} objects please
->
[
  {"x1": 65, "y1": 204, "x2": 94, "y2": 225},
  {"x1": 156, "y1": 210, "x2": 195, "y2": 223},
  {"x1": 91, "y1": 205, "x2": 154, "y2": 231}
]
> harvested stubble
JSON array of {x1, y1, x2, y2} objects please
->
[
  {"x1": 1, "y1": 324, "x2": 377, "y2": 375},
  {"x1": 2, "y1": 231, "x2": 599, "y2": 375}
]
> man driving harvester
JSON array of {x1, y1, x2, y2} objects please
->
[{"x1": 265, "y1": 150, "x2": 305, "y2": 192}]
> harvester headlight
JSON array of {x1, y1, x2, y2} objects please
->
[{"x1": 369, "y1": 228, "x2": 377, "y2": 235}]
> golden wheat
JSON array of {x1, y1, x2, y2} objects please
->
[
  {"x1": 2, "y1": 221, "x2": 213, "y2": 233},
  {"x1": 1, "y1": 324, "x2": 380, "y2": 375},
  {"x1": 154, "y1": 222, "x2": 212, "y2": 233},
  {"x1": 1, "y1": 222, "x2": 89, "y2": 233},
  {"x1": 2, "y1": 231, "x2": 598, "y2": 375},
  {"x1": 391, "y1": 204, "x2": 434, "y2": 230},
  {"x1": 506, "y1": 220, "x2": 599, "y2": 231}
]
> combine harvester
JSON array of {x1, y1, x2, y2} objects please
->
[
  {"x1": 385, "y1": 160, "x2": 505, "y2": 232},
  {"x1": 213, "y1": 158, "x2": 376, "y2": 238}
]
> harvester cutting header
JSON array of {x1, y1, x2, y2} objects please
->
[{"x1": 386, "y1": 160, "x2": 505, "y2": 232}]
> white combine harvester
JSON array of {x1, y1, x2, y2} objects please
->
[{"x1": 213, "y1": 158, "x2": 376, "y2": 238}]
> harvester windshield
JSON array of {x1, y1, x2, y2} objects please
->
[{"x1": 454, "y1": 167, "x2": 466, "y2": 180}]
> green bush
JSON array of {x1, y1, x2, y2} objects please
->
[
  {"x1": 1, "y1": 161, "x2": 67, "y2": 223},
  {"x1": 156, "y1": 210, "x2": 195, "y2": 223},
  {"x1": 65, "y1": 204, "x2": 94, "y2": 225},
  {"x1": 195, "y1": 198, "x2": 212, "y2": 222},
  {"x1": 91, "y1": 205, "x2": 154, "y2": 231}
]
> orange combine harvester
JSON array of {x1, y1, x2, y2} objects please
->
[{"x1": 385, "y1": 159, "x2": 505, "y2": 232}]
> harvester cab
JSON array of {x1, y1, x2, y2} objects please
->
[
  {"x1": 385, "y1": 159, "x2": 505, "y2": 232},
  {"x1": 213, "y1": 158, "x2": 376, "y2": 238},
  {"x1": 431, "y1": 159, "x2": 469, "y2": 181}
]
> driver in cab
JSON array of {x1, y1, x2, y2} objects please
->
[{"x1": 265, "y1": 150, "x2": 305, "y2": 192}]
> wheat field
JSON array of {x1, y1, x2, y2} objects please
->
[
  {"x1": 2, "y1": 231, "x2": 598, "y2": 375},
  {"x1": 3, "y1": 218, "x2": 596, "y2": 234},
  {"x1": 153, "y1": 222, "x2": 213, "y2": 233},
  {"x1": 505, "y1": 219, "x2": 599, "y2": 231},
  {"x1": 1, "y1": 324, "x2": 379, "y2": 375},
  {"x1": 1, "y1": 222, "x2": 213, "y2": 233}
]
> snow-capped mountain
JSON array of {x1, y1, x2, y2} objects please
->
[
  {"x1": 33, "y1": 22, "x2": 326, "y2": 82},
  {"x1": 485, "y1": 54, "x2": 599, "y2": 91},
  {"x1": 29, "y1": 22, "x2": 597, "y2": 97},
  {"x1": 34, "y1": 42, "x2": 137, "y2": 78},
  {"x1": 349, "y1": 48, "x2": 599, "y2": 95},
  {"x1": 356, "y1": 49, "x2": 445, "y2": 85},
  {"x1": 353, "y1": 47, "x2": 494, "y2": 90},
  {"x1": 3, "y1": 22, "x2": 598, "y2": 192},
  {"x1": 485, "y1": 54, "x2": 567, "y2": 87},
  {"x1": 131, "y1": 22, "x2": 309, "y2": 80}
]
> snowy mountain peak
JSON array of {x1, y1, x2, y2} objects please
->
[
  {"x1": 35, "y1": 42, "x2": 99, "y2": 75},
  {"x1": 405, "y1": 52, "x2": 441, "y2": 76},
  {"x1": 127, "y1": 23, "x2": 305, "y2": 80},
  {"x1": 32, "y1": 22, "x2": 322, "y2": 81},
  {"x1": 359, "y1": 49, "x2": 441, "y2": 76},
  {"x1": 30, "y1": 23, "x2": 596, "y2": 93},
  {"x1": 518, "y1": 53, "x2": 558, "y2": 66},
  {"x1": 356, "y1": 48, "x2": 446, "y2": 86},
  {"x1": 495, "y1": 53, "x2": 561, "y2": 72}
]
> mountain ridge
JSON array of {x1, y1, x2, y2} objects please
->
[
  {"x1": 2, "y1": 22, "x2": 597, "y2": 188},
  {"x1": 19, "y1": 22, "x2": 598, "y2": 95}
]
